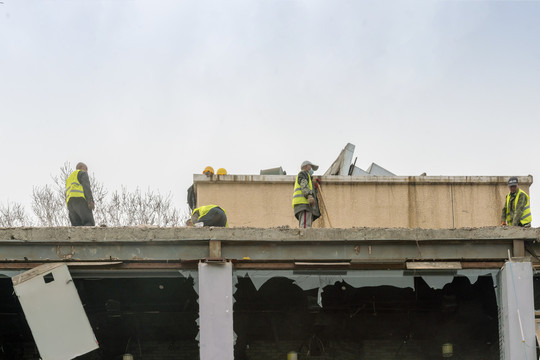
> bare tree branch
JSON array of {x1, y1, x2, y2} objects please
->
[
  {"x1": 0, "y1": 202, "x2": 31, "y2": 227},
  {"x1": 22, "y1": 162, "x2": 189, "y2": 227}
]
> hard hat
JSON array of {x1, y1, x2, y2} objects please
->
[
  {"x1": 508, "y1": 177, "x2": 518, "y2": 186},
  {"x1": 203, "y1": 166, "x2": 214, "y2": 175},
  {"x1": 217, "y1": 168, "x2": 227, "y2": 175},
  {"x1": 301, "y1": 160, "x2": 319, "y2": 170}
]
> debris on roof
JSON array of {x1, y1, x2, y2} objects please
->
[
  {"x1": 260, "y1": 166, "x2": 286, "y2": 175},
  {"x1": 366, "y1": 162, "x2": 396, "y2": 176},
  {"x1": 325, "y1": 143, "x2": 395, "y2": 176}
]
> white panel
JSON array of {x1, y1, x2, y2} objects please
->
[
  {"x1": 351, "y1": 166, "x2": 371, "y2": 176},
  {"x1": 499, "y1": 261, "x2": 535, "y2": 360},
  {"x1": 367, "y1": 162, "x2": 396, "y2": 176},
  {"x1": 12, "y1": 264, "x2": 98, "y2": 360},
  {"x1": 199, "y1": 262, "x2": 234, "y2": 360},
  {"x1": 340, "y1": 143, "x2": 355, "y2": 176}
]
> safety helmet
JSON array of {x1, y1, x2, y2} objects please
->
[
  {"x1": 203, "y1": 166, "x2": 214, "y2": 175},
  {"x1": 217, "y1": 168, "x2": 227, "y2": 175}
]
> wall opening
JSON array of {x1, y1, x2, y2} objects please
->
[
  {"x1": 234, "y1": 274, "x2": 499, "y2": 360},
  {"x1": 0, "y1": 276, "x2": 199, "y2": 360}
]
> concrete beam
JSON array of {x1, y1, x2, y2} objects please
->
[
  {"x1": 0, "y1": 227, "x2": 536, "y2": 264},
  {"x1": 1, "y1": 226, "x2": 538, "y2": 242}
]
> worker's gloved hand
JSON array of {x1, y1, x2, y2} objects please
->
[
  {"x1": 313, "y1": 177, "x2": 321, "y2": 189},
  {"x1": 308, "y1": 195, "x2": 316, "y2": 206},
  {"x1": 500, "y1": 221, "x2": 506, "y2": 226},
  {"x1": 88, "y1": 201, "x2": 95, "y2": 211}
]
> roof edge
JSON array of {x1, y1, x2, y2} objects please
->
[{"x1": 194, "y1": 174, "x2": 533, "y2": 185}]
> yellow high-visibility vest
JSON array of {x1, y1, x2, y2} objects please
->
[
  {"x1": 506, "y1": 189, "x2": 532, "y2": 225},
  {"x1": 192, "y1": 205, "x2": 228, "y2": 227},
  {"x1": 65, "y1": 170, "x2": 86, "y2": 204},
  {"x1": 292, "y1": 172, "x2": 313, "y2": 208}
]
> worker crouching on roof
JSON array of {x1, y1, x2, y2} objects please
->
[
  {"x1": 65, "y1": 162, "x2": 95, "y2": 226},
  {"x1": 292, "y1": 161, "x2": 321, "y2": 228},
  {"x1": 187, "y1": 205, "x2": 228, "y2": 227},
  {"x1": 501, "y1": 177, "x2": 532, "y2": 227}
]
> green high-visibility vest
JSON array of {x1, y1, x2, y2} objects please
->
[
  {"x1": 65, "y1": 170, "x2": 86, "y2": 204},
  {"x1": 292, "y1": 172, "x2": 312, "y2": 208},
  {"x1": 506, "y1": 189, "x2": 532, "y2": 226}
]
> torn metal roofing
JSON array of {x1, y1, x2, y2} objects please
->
[{"x1": 324, "y1": 143, "x2": 396, "y2": 176}]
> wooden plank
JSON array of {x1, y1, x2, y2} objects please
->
[
  {"x1": 406, "y1": 262, "x2": 462, "y2": 270},
  {"x1": 295, "y1": 262, "x2": 350, "y2": 266},
  {"x1": 67, "y1": 262, "x2": 122, "y2": 267}
]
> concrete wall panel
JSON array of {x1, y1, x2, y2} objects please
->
[{"x1": 195, "y1": 175, "x2": 532, "y2": 229}]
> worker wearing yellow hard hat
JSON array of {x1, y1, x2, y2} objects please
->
[
  {"x1": 202, "y1": 166, "x2": 228, "y2": 176},
  {"x1": 203, "y1": 166, "x2": 214, "y2": 176}
]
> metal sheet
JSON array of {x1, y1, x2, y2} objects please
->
[
  {"x1": 12, "y1": 264, "x2": 98, "y2": 360},
  {"x1": 351, "y1": 166, "x2": 371, "y2": 176},
  {"x1": 367, "y1": 163, "x2": 396, "y2": 176},
  {"x1": 324, "y1": 143, "x2": 355, "y2": 176}
]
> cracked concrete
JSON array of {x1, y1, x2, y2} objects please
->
[{"x1": 0, "y1": 226, "x2": 537, "y2": 243}]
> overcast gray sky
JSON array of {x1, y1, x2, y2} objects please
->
[{"x1": 1, "y1": 0, "x2": 539, "y2": 225}]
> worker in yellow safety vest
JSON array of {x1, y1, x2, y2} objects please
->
[
  {"x1": 292, "y1": 160, "x2": 321, "y2": 228},
  {"x1": 501, "y1": 177, "x2": 532, "y2": 227},
  {"x1": 65, "y1": 162, "x2": 95, "y2": 226},
  {"x1": 187, "y1": 205, "x2": 228, "y2": 227}
]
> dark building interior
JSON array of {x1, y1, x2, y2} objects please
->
[
  {"x1": 0, "y1": 274, "x2": 502, "y2": 360},
  {"x1": 234, "y1": 275, "x2": 499, "y2": 360}
]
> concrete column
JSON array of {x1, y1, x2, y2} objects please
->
[
  {"x1": 198, "y1": 262, "x2": 234, "y2": 360},
  {"x1": 498, "y1": 261, "x2": 535, "y2": 360}
]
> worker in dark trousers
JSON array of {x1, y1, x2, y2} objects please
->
[
  {"x1": 65, "y1": 162, "x2": 95, "y2": 226},
  {"x1": 501, "y1": 177, "x2": 532, "y2": 227},
  {"x1": 187, "y1": 205, "x2": 228, "y2": 227}
]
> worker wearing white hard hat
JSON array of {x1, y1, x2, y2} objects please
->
[{"x1": 292, "y1": 160, "x2": 321, "y2": 228}]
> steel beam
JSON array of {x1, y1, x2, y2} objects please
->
[
  {"x1": 0, "y1": 238, "x2": 528, "y2": 263},
  {"x1": 0, "y1": 227, "x2": 537, "y2": 266}
]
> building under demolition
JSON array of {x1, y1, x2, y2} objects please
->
[
  {"x1": 0, "y1": 145, "x2": 537, "y2": 359},
  {"x1": 0, "y1": 227, "x2": 539, "y2": 360}
]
